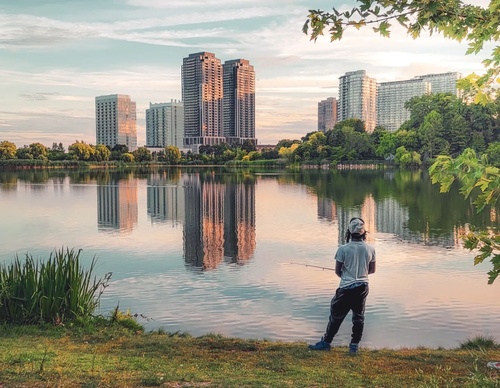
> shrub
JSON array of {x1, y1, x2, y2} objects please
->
[{"x1": 0, "y1": 248, "x2": 111, "y2": 324}]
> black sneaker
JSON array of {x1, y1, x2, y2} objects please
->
[
  {"x1": 349, "y1": 342, "x2": 359, "y2": 355},
  {"x1": 308, "y1": 340, "x2": 331, "y2": 351}
]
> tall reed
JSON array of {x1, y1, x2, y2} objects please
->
[{"x1": 0, "y1": 248, "x2": 111, "y2": 324}]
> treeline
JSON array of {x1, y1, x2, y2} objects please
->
[{"x1": 1, "y1": 93, "x2": 499, "y2": 167}]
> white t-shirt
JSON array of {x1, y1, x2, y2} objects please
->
[{"x1": 335, "y1": 241, "x2": 376, "y2": 288}]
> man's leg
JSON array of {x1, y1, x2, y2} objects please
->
[
  {"x1": 323, "y1": 287, "x2": 351, "y2": 343},
  {"x1": 350, "y1": 284, "x2": 369, "y2": 345}
]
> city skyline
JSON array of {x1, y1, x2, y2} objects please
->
[{"x1": 0, "y1": 1, "x2": 492, "y2": 148}]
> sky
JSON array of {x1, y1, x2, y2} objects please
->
[{"x1": 0, "y1": 0, "x2": 493, "y2": 148}]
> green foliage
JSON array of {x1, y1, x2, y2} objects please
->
[
  {"x1": 486, "y1": 142, "x2": 500, "y2": 167},
  {"x1": 94, "y1": 144, "x2": 111, "y2": 162},
  {"x1": 429, "y1": 148, "x2": 500, "y2": 283},
  {"x1": 303, "y1": 1, "x2": 500, "y2": 102},
  {"x1": 395, "y1": 146, "x2": 421, "y2": 168},
  {"x1": 0, "y1": 248, "x2": 111, "y2": 324},
  {"x1": 16, "y1": 143, "x2": 49, "y2": 160},
  {"x1": 133, "y1": 147, "x2": 152, "y2": 162},
  {"x1": 69, "y1": 141, "x2": 94, "y2": 161},
  {"x1": 418, "y1": 110, "x2": 447, "y2": 160},
  {"x1": 164, "y1": 146, "x2": 181, "y2": 164},
  {"x1": 0, "y1": 141, "x2": 17, "y2": 160},
  {"x1": 121, "y1": 152, "x2": 135, "y2": 162}
]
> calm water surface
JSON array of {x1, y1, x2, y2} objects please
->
[{"x1": 0, "y1": 167, "x2": 499, "y2": 349}]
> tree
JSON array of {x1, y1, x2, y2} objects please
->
[
  {"x1": 28, "y1": 143, "x2": 48, "y2": 160},
  {"x1": 133, "y1": 147, "x2": 152, "y2": 162},
  {"x1": 418, "y1": 111, "x2": 447, "y2": 160},
  {"x1": 335, "y1": 118, "x2": 365, "y2": 133},
  {"x1": 68, "y1": 141, "x2": 94, "y2": 161},
  {"x1": 0, "y1": 141, "x2": 17, "y2": 159},
  {"x1": 303, "y1": 1, "x2": 500, "y2": 103},
  {"x1": 375, "y1": 131, "x2": 397, "y2": 159},
  {"x1": 278, "y1": 143, "x2": 299, "y2": 162},
  {"x1": 486, "y1": 142, "x2": 500, "y2": 167},
  {"x1": 48, "y1": 142, "x2": 66, "y2": 161},
  {"x1": 121, "y1": 153, "x2": 135, "y2": 163},
  {"x1": 164, "y1": 146, "x2": 181, "y2": 165},
  {"x1": 430, "y1": 149, "x2": 500, "y2": 283},
  {"x1": 16, "y1": 146, "x2": 32, "y2": 160},
  {"x1": 394, "y1": 146, "x2": 421, "y2": 168},
  {"x1": 275, "y1": 139, "x2": 300, "y2": 150},
  {"x1": 94, "y1": 144, "x2": 111, "y2": 162}
]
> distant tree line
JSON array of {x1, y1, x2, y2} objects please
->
[{"x1": 1, "y1": 93, "x2": 499, "y2": 167}]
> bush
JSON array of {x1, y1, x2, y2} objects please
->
[{"x1": 0, "y1": 248, "x2": 111, "y2": 324}]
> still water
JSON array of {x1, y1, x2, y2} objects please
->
[{"x1": 0, "y1": 167, "x2": 499, "y2": 349}]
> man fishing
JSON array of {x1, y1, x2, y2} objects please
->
[{"x1": 308, "y1": 217, "x2": 376, "y2": 354}]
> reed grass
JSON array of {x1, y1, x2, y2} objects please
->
[{"x1": 0, "y1": 248, "x2": 110, "y2": 324}]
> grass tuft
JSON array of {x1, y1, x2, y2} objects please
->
[
  {"x1": 459, "y1": 335, "x2": 499, "y2": 350},
  {"x1": 0, "y1": 247, "x2": 111, "y2": 325}
]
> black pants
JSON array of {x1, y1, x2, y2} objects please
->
[{"x1": 323, "y1": 283, "x2": 369, "y2": 344}]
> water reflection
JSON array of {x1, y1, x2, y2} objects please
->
[
  {"x1": 147, "y1": 169, "x2": 185, "y2": 226},
  {"x1": 183, "y1": 172, "x2": 256, "y2": 270},
  {"x1": 1, "y1": 167, "x2": 499, "y2": 348},
  {"x1": 97, "y1": 175, "x2": 138, "y2": 233}
]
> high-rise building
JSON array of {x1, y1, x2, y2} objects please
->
[
  {"x1": 377, "y1": 79, "x2": 431, "y2": 132},
  {"x1": 414, "y1": 72, "x2": 462, "y2": 98},
  {"x1": 146, "y1": 100, "x2": 184, "y2": 148},
  {"x1": 95, "y1": 94, "x2": 137, "y2": 151},
  {"x1": 182, "y1": 52, "x2": 225, "y2": 152},
  {"x1": 338, "y1": 70, "x2": 377, "y2": 132},
  {"x1": 318, "y1": 97, "x2": 338, "y2": 132},
  {"x1": 223, "y1": 59, "x2": 256, "y2": 145}
]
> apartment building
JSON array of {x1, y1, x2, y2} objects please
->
[
  {"x1": 338, "y1": 70, "x2": 377, "y2": 132},
  {"x1": 223, "y1": 59, "x2": 256, "y2": 146},
  {"x1": 318, "y1": 97, "x2": 338, "y2": 132},
  {"x1": 146, "y1": 100, "x2": 184, "y2": 148},
  {"x1": 182, "y1": 52, "x2": 225, "y2": 152},
  {"x1": 377, "y1": 79, "x2": 431, "y2": 132},
  {"x1": 414, "y1": 72, "x2": 462, "y2": 98},
  {"x1": 95, "y1": 94, "x2": 137, "y2": 151}
]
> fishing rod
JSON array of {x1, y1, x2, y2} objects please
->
[{"x1": 287, "y1": 262, "x2": 335, "y2": 271}]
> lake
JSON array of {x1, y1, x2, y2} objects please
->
[{"x1": 0, "y1": 166, "x2": 499, "y2": 349}]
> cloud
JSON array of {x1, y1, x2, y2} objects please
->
[{"x1": 18, "y1": 92, "x2": 61, "y2": 101}]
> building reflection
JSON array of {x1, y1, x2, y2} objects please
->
[
  {"x1": 224, "y1": 181, "x2": 256, "y2": 264},
  {"x1": 183, "y1": 173, "x2": 256, "y2": 270},
  {"x1": 97, "y1": 178, "x2": 138, "y2": 233},
  {"x1": 147, "y1": 171, "x2": 185, "y2": 226}
]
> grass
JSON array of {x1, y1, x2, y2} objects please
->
[
  {"x1": 0, "y1": 248, "x2": 111, "y2": 324},
  {"x1": 0, "y1": 323, "x2": 498, "y2": 388}
]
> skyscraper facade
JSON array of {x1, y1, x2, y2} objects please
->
[
  {"x1": 414, "y1": 72, "x2": 462, "y2": 98},
  {"x1": 182, "y1": 52, "x2": 225, "y2": 151},
  {"x1": 223, "y1": 59, "x2": 256, "y2": 145},
  {"x1": 146, "y1": 100, "x2": 184, "y2": 148},
  {"x1": 377, "y1": 79, "x2": 431, "y2": 132},
  {"x1": 338, "y1": 70, "x2": 377, "y2": 132},
  {"x1": 318, "y1": 97, "x2": 338, "y2": 132},
  {"x1": 95, "y1": 94, "x2": 137, "y2": 151}
]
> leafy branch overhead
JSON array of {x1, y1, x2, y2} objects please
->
[
  {"x1": 303, "y1": 0, "x2": 500, "y2": 102},
  {"x1": 429, "y1": 149, "x2": 500, "y2": 284}
]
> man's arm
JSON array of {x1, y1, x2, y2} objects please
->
[
  {"x1": 335, "y1": 260, "x2": 343, "y2": 278},
  {"x1": 369, "y1": 261, "x2": 376, "y2": 274}
]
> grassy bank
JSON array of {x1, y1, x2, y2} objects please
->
[{"x1": 0, "y1": 323, "x2": 499, "y2": 388}]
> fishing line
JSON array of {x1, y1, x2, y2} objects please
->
[{"x1": 286, "y1": 262, "x2": 335, "y2": 271}]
